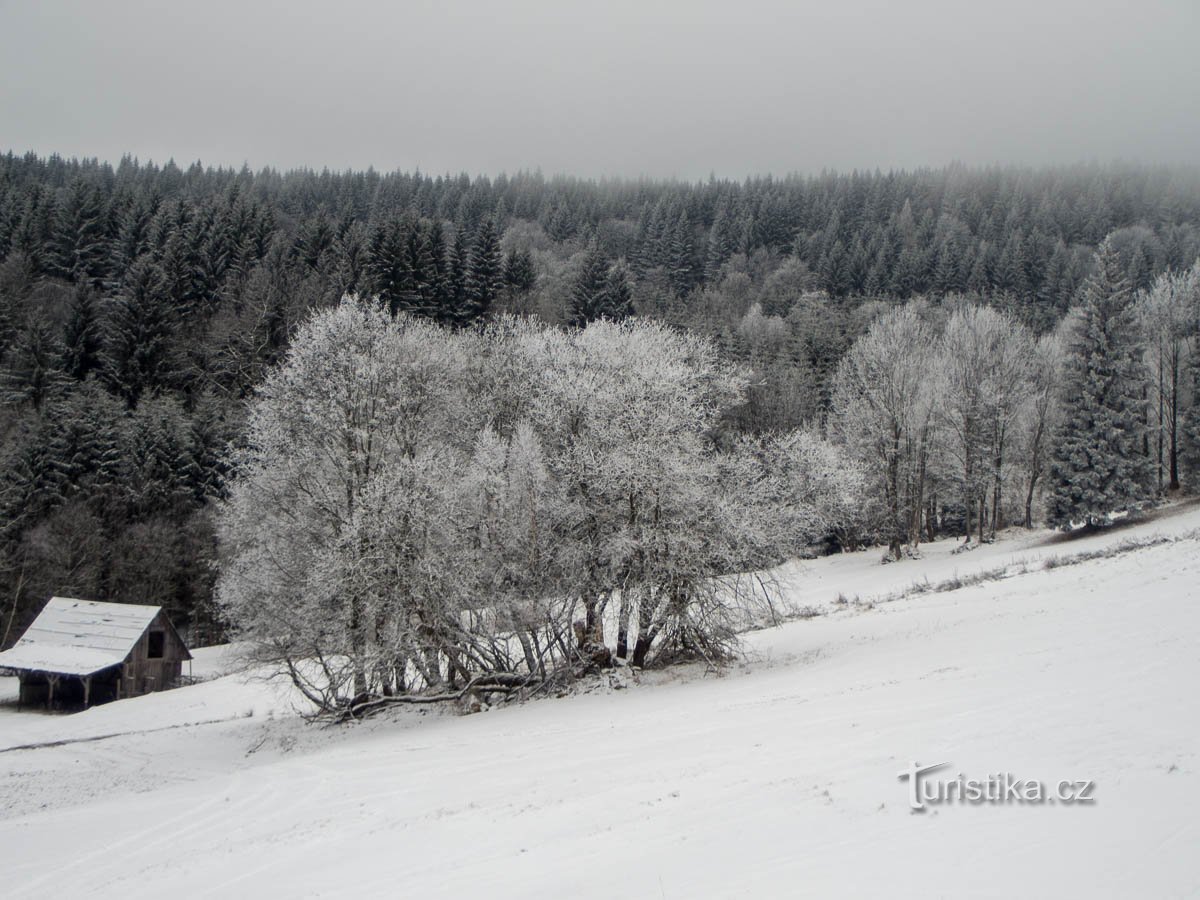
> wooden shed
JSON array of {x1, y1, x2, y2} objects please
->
[{"x1": 0, "y1": 597, "x2": 191, "y2": 709}]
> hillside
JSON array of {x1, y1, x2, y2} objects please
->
[{"x1": 1, "y1": 504, "x2": 1197, "y2": 898}]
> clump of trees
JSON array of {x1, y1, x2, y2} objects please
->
[
  {"x1": 829, "y1": 249, "x2": 1200, "y2": 556},
  {"x1": 216, "y1": 298, "x2": 848, "y2": 714}
]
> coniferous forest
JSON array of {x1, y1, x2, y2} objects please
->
[{"x1": 3, "y1": 150, "x2": 1200, "y2": 648}]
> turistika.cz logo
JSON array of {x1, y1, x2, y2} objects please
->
[{"x1": 898, "y1": 762, "x2": 1096, "y2": 811}]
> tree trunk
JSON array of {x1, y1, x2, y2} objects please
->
[
  {"x1": 887, "y1": 427, "x2": 903, "y2": 559},
  {"x1": 910, "y1": 429, "x2": 929, "y2": 549},
  {"x1": 631, "y1": 635, "x2": 652, "y2": 667},
  {"x1": 1169, "y1": 349, "x2": 1180, "y2": 490},
  {"x1": 515, "y1": 629, "x2": 538, "y2": 674},
  {"x1": 991, "y1": 455, "x2": 1002, "y2": 538},
  {"x1": 349, "y1": 595, "x2": 368, "y2": 697},
  {"x1": 1157, "y1": 352, "x2": 1165, "y2": 491},
  {"x1": 616, "y1": 592, "x2": 630, "y2": 660},
  {"x1": 631, "y1": 594, "x2": 653, "y2": 666},
  {"x1": 2, "y1": 556, "x2": 27, "y2": 649}
]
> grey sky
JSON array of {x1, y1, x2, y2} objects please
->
[{"x1": 1, "y1": 0, "x2": 1198, "y2": 179}]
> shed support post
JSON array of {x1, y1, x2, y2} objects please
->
[
  {"x1": 83, "y1": 675, "x2": 91, "y2": 707},
  {"x1": 47, "y1": 674, "x2": 57, "y2": 709}
]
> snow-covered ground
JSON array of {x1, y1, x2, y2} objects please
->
[{"x1": 2, "y1": 504, "x2": 1198, "y2": 898}]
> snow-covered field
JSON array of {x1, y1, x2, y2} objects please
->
[{"x1": 2, "y1": 505, "x2": 1198, "y2": 898}]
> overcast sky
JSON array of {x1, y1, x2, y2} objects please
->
[{"x1": 1, "y1": 0, "x2": 1198, "y2": 179}]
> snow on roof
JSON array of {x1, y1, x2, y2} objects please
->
[{"x1": 0, "y1": 597, "x2": 166, "y2": 677}]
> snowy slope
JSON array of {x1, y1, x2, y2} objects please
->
[{"x1": 1, "y1": 507, "x2": 1198, "y2": 898}]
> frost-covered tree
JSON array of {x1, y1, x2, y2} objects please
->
[
  {"x1": 216, "y1": 300, "x2": 465, "y2": 702},
  {"x1": 936, "y1": 302, "x2": 1034, "y2": 541},
  {"x1": 1182, "y1": 350, "x2": 1200, "y2": 489},
  {"x1": 1046, "y1": 240, "x2": 1154, "y2": 529},
  {"x1": 830, "y1": 303, "x2": 936, "y2": 559},
  {"x1": 1136, "y1": 263, "x2": 1199, "y2": 491},
  {"x1": 217, "y1": 299, "x2": 811, "y2": 712},
  {"x1": 748, "y1": 429, "x2": 874, "y2": 552},
  {"x1": 1018, "y1": 331, "x2": 1065, "y2": 527},
  {"x1": 524, "y1": 320, "x2": 773, "y2": 666}
]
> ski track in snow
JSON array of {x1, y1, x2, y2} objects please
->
[{"x1": 1, "y1": 504, "x2": 1198, "y2": 898}]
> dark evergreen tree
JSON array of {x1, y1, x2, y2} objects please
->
[
  {"x1": 123, "y1": 396, "x2": 198, "y2": 519},
  {"x1": 367, "y1": 220, "x2": 412, "y2": 316},
  {"x1": 103, "y1": 258, "x2": 179, "y2": 406},
  {"x1": 45, "y1": 384, "x2": 127, "y2": 508},
  {"x1": 442, "y1": 225, "x2": 470, "y2": 326},
  {"x1": 704, "y1": 204, "x2": 734, "y2": 281},
  {"x1": 420, "y1": 220, "x2": 449, "y2": 315},
  {"x1": 50, "y1": 178, "x2": 109, "y2": 285},
  {"x1": 503, "y1": 247, "x2": 537, "y2": 294},
  {"x1": 568, "y1": 244, "x2": 613, "y2": 326},
  {"x1": 461, "y1": 217, "x2": 502, "y2": 324},
  {"x1": 665, "y1": 210, "x2": 696, "y2": 295},
  {"x1": 1, "y1": 313, "x2": 68, "y2": 408},
  {"x1": 62, "y1": 285, "x2": 104, "y2": 381},
  {"x1": 111, "y1": 192, "x2": 158, "y2": 278},
  {"x1": 1046, "y1": 240, "x2": 1155, "y2": 528},
  {"x1": 601, "y1": 261, "x2": 634, "y2": 320}
]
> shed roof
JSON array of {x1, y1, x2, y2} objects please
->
[{"x1": 0, "y1": 597, "x2": 186, "y2": 677}]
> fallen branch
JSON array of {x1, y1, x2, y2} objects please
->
[{"x1": 337, "y1": 672, "x2": 543, "y2": 721}]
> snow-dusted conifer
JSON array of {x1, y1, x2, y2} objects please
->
[{"x1": 1046, "y1": 239, "x2": 1154, "y2": 529}]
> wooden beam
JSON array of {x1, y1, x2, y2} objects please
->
[{"x1": 83, "y1": 675, "x2": 91, "y2": 707}]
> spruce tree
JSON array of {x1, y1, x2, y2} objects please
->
[
  {"x1": 421, "y1": 220, "x2": 448, "y2": 315},
  {"x1": 568, "y1": 244, "x2": 612, "y2": 326},
  {"x1": 1, "y1": 313, "x2": 69, "y2": 408},
  {"x1": 62, "y1": 285, "x2": 103, "y2": 381},
  {"x1": 405, "y1": 222, "x2": 438, "y2": 317},
  {"x1": 601, "y1": 261, "x2": 634, "y2": 320},
  {"x1": 103, "y1": 257, "x2": 179, "y2": 406},
  {"x1": 1045, "y1": 240, "x2": 1154, "y2": 528},
  {"x1": 367, "y1": 220, "x2": 412, "y2": 316},
  {"x1": 704, "y1": 205, "x2": 733, "y2": 282},
  {"x1": 50, "y1": 178, "x2": 109, "y2": 285},
  {"x1": 665, "y1": 211, "x2": 696, "y2": 295},
  {"x1": 503, "y1": 247, "x2": 537, "y2": 294},
  {"x1": 442, "y1": 226, "x2": 470, "y2": 326},
  {"x1": 461, "y1": 218, "x2": 502, "y2": 324}
]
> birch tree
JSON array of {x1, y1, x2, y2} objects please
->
[
  {"x1": 1018, "y1": 331, "x2": 1064, "y2": 527},
  {"x1": 830, "y1": 304, "x2": 936, "y2": 560},
  {"x1": 1137, "y1": 264, "x2": 1199, "y2": 492}
]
